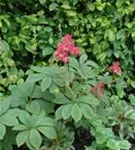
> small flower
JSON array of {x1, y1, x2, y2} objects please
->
[
  {"x1": 55, "y1": 34, "x2": 81, "y2": 63},
  {"x1": 90, "y1": 82, "x2": 105, "y2": 98},
  {"x1": 109, "y1": 61, "x2": 121, "y2": 75}
]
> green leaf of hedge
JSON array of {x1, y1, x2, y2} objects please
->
[{"x1": 42, "y1": 47, "x2": 53, "y2": 56}]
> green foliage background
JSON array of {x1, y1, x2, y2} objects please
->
[{"x1": 1, "y1": 0, "x2": 135, "y2": 90}]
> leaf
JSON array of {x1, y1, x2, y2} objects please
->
[
  {"x1": 26, "y1": 100, "x2": 40, "y2": 115},
  {"x1": 41, "y1": 76, "x2": 52, "y2": 91},
  {"x1": 16, "y1": 130, "x2": 29, "y2": 147},
  {"x1": 64, "y1": 86, "x2": 75, "y2": 100},
  {"x1": 55, "y1": 106, "x2": 64, "y2": 120},
  {"x1": 80, "y1": 104, "x2": 96, "y2": 119},
  {"x1": 1, "y1": 40, "x2": 11, "y2": 56},
  {"x1": 131, "y1": 81, "x2": 135, "y2": 88},
  {"x1": 62, "y1": 104, "x2": 72, "y2": 120},
  {"x1": 30, "y1": 66, "x2": 43, "y2": 73},
  {"x1": 49, "y1": 83, "x2": 60, "y2": 93},
  {"x1": 6, "y1": 108, "x2": 20, "y2": 117},
  {"x1": 107, "y1": 139, "x2": 120, "y2": 150},
  {"x1": 0, "y1": 123, "x2": 6, "y2": 140},
  {"x1": 49, "y1": 3, "x2": 58, "y2": 11},
  {"x1": 53, "y1": 93, "x2": 69, "y2": 104},
  {"x1": 34, "y1": 117, "x2": 55, "y2": 127},
  {"x1": 69, "y1": 57, "x2": 79, "y2": 69},
  {"x1": 1, "y1": 111, "x2": 19, "y2": 126},
  {"x1": 129, "y1": 94, "x2": 135, "y2": 106},
  {"x1": 38, "y1": 126, "x2": 56, "y2": 139},
  {"x1": 66, "y1": 10, "x2": 77, "y2": 17},
  {"x1": 37, "y1": 100, "x2": 54, "y2": 114},
  {"x1": 26, "y1": 74, "x2": 43, "y2": 83},
  {"x1": 78, "y1": 94, "x2": 99, "y2": 106},
  {"x1": 0, "y1": 100, "x2": 10, "y2": 115},
  {"x1": 119, "y1": 140, "x2": 131, "y2": 150},
  {"x1": 18, "y1": 110, "x2": 30, "y2": 125},
  {"x1": 79, "y1": 54, "x2": 88, "y2": 66},
  {"x1": 39, "y1": 0, "x2": 46, "y2": 5},
  {"x1": 71, "y1": 104, "x2": 82, "y2": 122},
  {"x1": 126, "y1": 111, "x2": 135, "y2": 120},
  {"x1": 10, "y1": 82, "x2": 35, "y2": 107},
  {"x1": 12, "y1": 124, "x2": 28, "y2": 131},
  {"x1": 61, "y1": 4, "x2": 71, "y2": 9},
  {"x1": 29, "y1": 129, "x2": 42, "y2": 149},
  {"x1": 42, "y1": 47, "x2": 53, "y2": 56},
  {"x1": 31, "y1": 85, "x2": 43, "y2": 98},
  {"x1": 107, "y1": 29, "x2": 115, "y2": 41}
]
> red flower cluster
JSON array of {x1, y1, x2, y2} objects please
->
[
  {"x1": 109, "y1": 61, "x2": 121, "y2": 75},
  {"x1": 55, "y1": 34, "x2": 80, "y2": 63},
  {"x1": 90, "y1": 83, "x2": 105, "y2": 98}
]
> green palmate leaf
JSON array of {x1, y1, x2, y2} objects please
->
[
  {"x1": 37, "y1": 100, "x2": 53, "y2": 114},
  {"x1": 49, "y1": 83, "x2": 60, "y2": 93},
  {"x1": 26, "y1": 74, "x2": 43, "y2": 83},
  {"x1": 0, "y1": 123, "x2": 6, "y2": 140},
  {"x1": 69, "y1": 57, "x2": 79, "y2": 69},
  {"x1": 29, "y1": 129, "x2": 42, "y2": 149},
  {"x1": 71, "y1": 104, "x2": 82, "y2": 122},
  {"x1": 12, "y1": 124, "x2": 28, "y2": 131},
  {"x1": 80, "y1": 104, "x2": 96, "y2": 119},
  {"x1": 31, "y1": 85, "x2": 43, "y2": 98},
  {"x1": 1, "y1": 110, "x2": 19, "y2": 126},
  {"x1": 53, "y1": 77, "x2": 64, "y2": 87},
  {"x1": 26, "y1": 138, "x2": 35, "y2": 150},
  {"x1": 34, "y1": 117, "x2": 55, "y2": 127},
  {"x1": 79, "y1": 54, "x2": 88, "y2": 66},
  {"x1": 55, "y1": 106, "x2": 64, "y2": 120},
  {"x1": 16, "y1": 130, "x2": 29, "y2": 147},
  {"x1": 26, "y1": 100, "x2": 40, "y2": 115},
  {"x1": 38, "y1": 126, "x2": 56, "y2": 139},
  {"x1": 10, "y1": 82, "x2": 35, "y2": 107},
  {"x1": 53, "y1": 93, "x2": 69, "y2": 104},
  {"x1": 0, "y1": 99, "x2": 10, "y2": 115},
  {"x1": 6, "y1": 108, "x2": 20, "y2": 117},
  {"x1": 78, "y1": 94, "x2": 99, "y2": 106},
  {"x1": 41, "y1": 76, "x2": 52, "y2": 91},
  {"x1": 30, "y1": 66, "x2": 43, "y2": 73},
  {"x1": 18, "y1": 110, "x2": 30, "y2": 125},
  {"x1": 62, "y1": 104, "x2": 72, "y2": 120},
  {"x1": 64, "y1": 86, "x2": 76, "y2": 100}
]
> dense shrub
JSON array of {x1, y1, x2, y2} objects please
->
[{"x1": 1, "y1": 0, "x2": 135, "y2": 150}]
